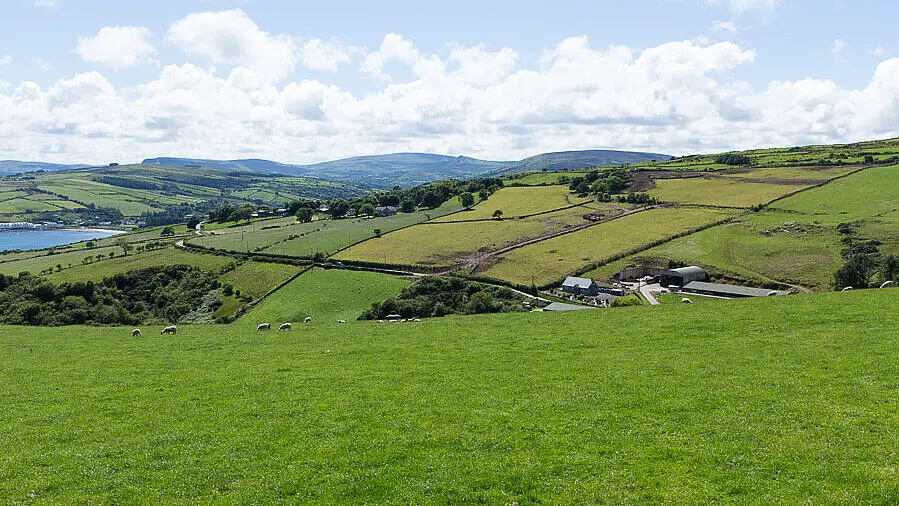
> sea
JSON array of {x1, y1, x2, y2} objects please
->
[{"x1": 0, "y1": 229, "x2": 122, "y2": 252}]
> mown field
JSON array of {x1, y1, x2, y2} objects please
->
[
  {"x1": 192, "y1": 202, "x2": 462, "y2": 257},
  {"x1": 583, "y1": 211, "x2": 845, "y2": 290},
  {"x1": 335, "y1": 206, "x2": 616, "y2": 267},
  {"x1": 647, "y1": 177, "x2": 808, "y2": 208},
  {"x1": 483, "y1": 207, "x2": 733, "y2": 285},
  {"x1": 244, "y1": 268, "x2": 411, "y2": 323},
  {"x1": 0, "y1": 290, "x2": 897, "y2": 503},
  {"x1": 433, "y1": 185, "x2": 590, "y2": 221}
]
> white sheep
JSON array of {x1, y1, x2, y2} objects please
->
[
  {"x1": 882, "y1": 281, "x2": 895, "y2": 289},
  {"x1": 161, "y1": 325, "x2": 177, "y2": 335},
  {"x1": 304, "y1": 317, "x2": 312, "y2": 323},
  {"x1": 278, "y1": 323, "x2": 292, "y2": 331},
  {"x1": 131, "y1": 329, "x2": 141, "y2": 337},
  {"x1": 337, "y1": 320, "x2": 346, "y2": 324},
  {"x1": 257, "y1": 323, "x2": 271, "y2": 331},
  {"x1": 681, "y1": 298, "x2": 693, "y2": 304},
  {"x1": 842, "y1": 286, "x2": 853, "y2": 292}
]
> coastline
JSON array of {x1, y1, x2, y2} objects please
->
[{"x1": 61, "y1": 228, "x2": 127, "y2": 235}]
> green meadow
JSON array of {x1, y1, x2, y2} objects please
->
[{"x1": 0, "y1": 290, "x2": 897, "y2": 503}]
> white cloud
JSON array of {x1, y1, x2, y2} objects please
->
[
  {"x1": 33, "y1": 57, "x2": 53, "y2": 71},
  {"x1": 3, "y1": 34, "x2": 899, "y2": 164},
  {"x1": 711, "y1": 21, "x2": 738, "y2": 33},
  {"x1": 166, "y1": 9, "x2": 296, "y2": 81},
  {"x1": 298, "y1": 39, "x2": 353, "y2": 71},
  {"x1": 832, "y1": 39, "x2": 848, "y2": 61},
  {"x1": 871, "y1": 45, "x2": 889, "y2": 58},
  {"x1": 0, "y1": 55, "x2": 11, "y2": 66},
  {"x1": 708, "y1": 0, "x2": 781, "y2": 12},
  {"x1": 32, "y1": 0, "x2": 59, "y2": 7},
  {"x1": 76, "y1": 26, "x2": 156, "y2": 68}
]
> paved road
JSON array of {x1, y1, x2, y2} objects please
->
[{"x1": 639, "y1": 283, "x2": 662, "y2": 306}]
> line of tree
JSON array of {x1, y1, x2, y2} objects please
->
[
  {"x1": 359, "y1": 276, "x2": 530, "y2": 320},
  {"x1": 715, "y1": 154, "x2": 752, "y2": 166},
  {"x1": 93, "y1": 175, "x2": 162, "y2": 191},
  {"x1": 833, "y1": 222, "x2": 898, "y2": 289}
]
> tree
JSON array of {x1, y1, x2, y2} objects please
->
[
  {"x1": 458, "y1": 192, "x2": 475, "y2": 209},
  {"x1": 465, "y1": 291, "x2": 500, "y2": 314},
  {"x1": 295, "y1": 208, "x2": 314, "y2": 223},
  {"x1": 864, "y1": 155, "x2": 875, "y2": 164},
  {"x1": 478, "y1": 189, "x2": 489, "y2": 201},
  {"x1": 160, "y1": 226, "x2": 175, "y2": 237},
  {"x1": 400, "y1": 199, "x2": 417, "y2": 213},
  {"x1": 492, "y1": 209, "x2": 503, "y2": 219},
  {"x1": 330, "y1": 199, "x2": 350, "y2": 218},
  {"x1": 186, "y1": 216, "x2": 201, "y2": 229},
  {"x1": 374, "y1": 228, "x2": 382, "y2": 238},
  {"x1": 420, "y1": 191, "x2": 442, "y2": 209},
  {"x1": 358, "y1": 203, "x2": 376, "y2": 217}
]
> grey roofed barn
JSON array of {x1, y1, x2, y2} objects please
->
[
  {"x1": 660, "y1": 266, "x2": 707, "y2": 287},
  {"x1": 543, "y1": 302, "x2": 598, "y2": 312}
]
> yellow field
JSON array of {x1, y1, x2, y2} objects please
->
[
  {"x1": 335, "y1": 207, "x2": 610, "y2": 267},
  {"x1": 724, "y1": 166, "x2": 858, "y2": 180},
  {"x1": 435, "y1": 185, "x2": 590, "y2": 222},
  {"x1": 648, "y1": 177, "x2": 807, "y2": 207},
  {"x1": 481, "y1": 207, "x2": 733, "y2": 285}
]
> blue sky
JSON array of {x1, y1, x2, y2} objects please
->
[{"x1": 2, "y1": 0, "x2": 899, "y2": 163}]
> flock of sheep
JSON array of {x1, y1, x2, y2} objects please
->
[{"x1": 129, "y1": 315, "x2": 371, "y2": 337}]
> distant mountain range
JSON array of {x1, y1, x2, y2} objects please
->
[{"x1": 0, "y1": 149, "x2": 671, "y2": 188}]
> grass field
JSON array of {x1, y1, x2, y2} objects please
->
[
  {"x1": 0, "y1": 290, "x2": 897, "y2": 502},
  {"x1": 773, "y1": 164, "x2": 899, "y2": 222},
  {"x1": 648, "y1": 177, "x2": 808, "y2": 208},
  {"x1": 244, "y1": 268, "x2": 411, "y2": 323},
  {"x1": 483, "y1": 207, "x2": 732, "y2": 285},
  {"x1": 0, "y1": 245, "x2": 122, "y2": 276},
  {"x1": 723, "y1": 165, "x2": 859, "y2": 180},
  {"x1": 46, "y1": 248, "x2": 236, "y2": 283},
  {"x1": 217, "y1": 261, "x2": 301, "y2": 299},
  {"x1": 434, "y1": 185, "x2": 589, "y2": 222},
  {"x1": 335, "y1": 207, "x2": 612, "y2": 267},
  {"x1": 582, "y1": 211, "x2": 845, "y2": 289},
  {"x1": 193, "y1": 203, "x2": 462, "y2": 257}
]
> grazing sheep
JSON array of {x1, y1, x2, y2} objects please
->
[
  {"x1": 337, "y1": 320, "x2": 346, "y2": 324},
  {"x1": 412, "y1": 318, "x2": 421, "y2": 322},
  {"x1": 681, "y1": 298, "x2": 693, "y2": 304},
  {"x1": 377, "y1": 320, "x2": 385, "y2": 323},
  {"x1": 842, "y1": 286, "x2": 853, "y2": 292},
  {"x1": 882, "y1": 281, "x2": 895, "y2": 289},
  {"x1": 161, "y1": 325, "x2": 177, "y2": 335},
  {"x1": 131, "y1": 329, "x2": 141, "y2": 337},
  {"x1": 257, "y1": 323, "x2": 271, "y2": 331},
  {"x1": 278, "y1": 323, "x2": 292, "y2": 331},
  {"x1": 304, "y1": 317, "x2": 312, "y2": 323}
]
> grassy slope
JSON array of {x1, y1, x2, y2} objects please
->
[
  {"x1": 433, "y1": 185, "x2": 589, "y2": 221},
  {"x1": 648, "y1": 177, "x2": 807, "y2": 208},
  {"x1": 217, "y1": 261, "x2": 301, "y2": 299},
  {"x1": 0, "y1": 290, "x2": 896, "y2": 503},
  {"x1": 46, "y1": 248, "x2": 235, "y2": 283},
  {"x1": 483, "y1": 207, "x2": 732, "y2": 285},
  {"x1": 244, "y1": 268, "x2": 411, "y2": 323}
]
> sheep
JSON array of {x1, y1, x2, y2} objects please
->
[
  {"x1": 304, "y1": 317, "x2": 312, "y2": 323},
  {"x1": 131, "y1": 329, "x2": 141, "y2": 337},
  {"x1": 681, "y1": 298, "x2": 693, "y2": 304},
  {"x1": 377, "y1": 320, "x2": 385, "y2": 323},
  {"x1": 337, "y1": 320, "x2": 346, "y2": 324},
  {"x1": 882, "y1": 281, "x2": 895, "y2": 289},
  {"x1": 412, "y1": 318, "x2": 421, "y2": 322},
  {"x1": 841, "y1": 286, "x2": 853, "y2": 292},
  {"x1": 257, "y1": 323, "x2": 271, "y2": 331},
  {"x1": 278, "y1": 323, "x2": 292, "y2": 331},
  {"x1": 160, "y1": 325, "x2": 177, "y2": 335}
]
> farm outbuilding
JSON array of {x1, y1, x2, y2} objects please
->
[
  {"x1": 375, "y1": 206, "x2": 398, "y2": 217},
  {"x1": 660, "y1": 266, "x2": 708, "y2": 287},
  {"x1": 561, "y1": 277, "x2": 600, "y2": 296},
  {"x1": 681, "y1": 281, "x2": 788, "y2": 298},
  {"x1": 543, "y1": 302, "x2": 598, "y2": 312}
]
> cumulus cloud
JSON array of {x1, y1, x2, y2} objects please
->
[
  {"x1": 298, "y1": 39, "x2": 354, "y2": 71},
  {"x1": 2, "y1": 34, "x2": 899, "y2": 164},
  {"x1": 166, "y1": 9, "x2": 296, "y2": 81},
  {"x1": 711, "y1": 21, "x2": 738, "y2": 33},
  {"x1": 76, "y1": 26, "x2": 156, "y2": 68}
]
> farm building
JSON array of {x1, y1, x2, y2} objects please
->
[
  {"x1": 376, "y1": 206, "x2": 398, "y2": 217},
  {"x1": 543, "y1": 302, "x2": 598, "y2": 312},
  {"x1": 681, "y1": 281, "x2": 788, "y2": 298},
  {"x1": 660, "y1": 266, "x2": 708, "y2": 287},
  {"x1": 561, "y1": 277, "x2": 600, "y2": 296}
]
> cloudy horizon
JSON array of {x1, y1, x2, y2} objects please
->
[{"x1": 2, "y1": 0, "x2": 899, "y2": 164}]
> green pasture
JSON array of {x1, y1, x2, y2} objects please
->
[
  {"x1": 217, "y1": 261, "x2": 301, "y2": 299},
  {"x1": 45, "y1": 248, "x2": 235, "y2": 284},
  {"x1": 506, "y1": 170, "x2": 589, "y2": 186},
  {"x1": 0, "y1": 290, "x2": 897, "y2": 502},
  {"x1": 773, "y1": 164, "x2": 899, "y2": 222},
  {"x1": 434, "y1": 185, "x2": 589, "y2": 222},
  {"x1": 648, "y1": 177, "x2": 807, "y2": 208},
  {"x1": 723, "y1": 165, "x2": 858, "y2": 180},
  {"x1": 483, "y1": 207, "x2": 733, "y2": 285},
  {"x1": 0, "y1": 245, "x2": 121, "y2": 276},
  {"x1": 244, "y1": 267, "x2": 411, "y2": 323}
]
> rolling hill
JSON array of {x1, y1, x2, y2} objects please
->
[
  {"x1": 0, "y1": 160, "x2": 94, "y2": 176},
  {"x1": 143, "y1": 149, "x2": 671, "y2": 188}
]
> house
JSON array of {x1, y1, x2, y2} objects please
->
[
  {"x1": 561, "y1": 276, "x2": 600, "y2": 296},
  {"x1": 376, "y1": 206, "x2": 398, "y2": 217}
]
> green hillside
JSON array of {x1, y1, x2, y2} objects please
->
[{"x1": 0, "y1": 289, "x2": 896, "y2": 503}]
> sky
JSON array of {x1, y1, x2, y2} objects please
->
[{"x1": 2, "y1": 0, "x2": 899, "y2": 164}]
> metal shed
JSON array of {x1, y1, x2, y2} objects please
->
[{"x1": 660, "y1": 266, "x2": 708, "y2": 287}]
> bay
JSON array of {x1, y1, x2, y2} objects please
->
[{"x1": 0, "y1": 229, "x2": 122, "y2": 252}]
